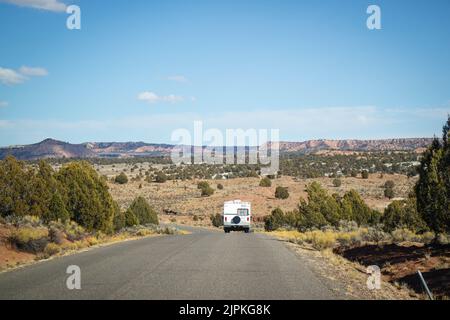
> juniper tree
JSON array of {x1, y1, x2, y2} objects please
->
[
  {"x1": 128, "y1": 196, "x2": 158, "y2": 225},
  {"x1": 415, "y1": 116, "x2": 450, "y2": 235}
]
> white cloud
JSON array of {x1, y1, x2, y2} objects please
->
[
  {"x1": 0, "y1": 101, "x2": 8, "y2": 108},
  {"x1": 138, "y1": 91, "x2": 184, "y2": 104},
  {"x1": 1, "y1": 0, "x2": 67, "y2": 12},
  {"x1": 0, "y1": 67, "x2": 26, "y2": 85},
  {"x1": 0, "y1": 66, "x2": 48, "y2": 86},
  {"x1": 19, "y1": 66, "x2": 48, "y2": 76},
  {"x1": 137, "y1": 92, "x2": 159, "y2": 103},
  {"x1": 167, "y1": 75, "x2": 188, "y2": 83}
]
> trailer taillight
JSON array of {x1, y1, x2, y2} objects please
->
[
  {"x1": 225, "y1": 217, "x2": 227, "y2": 222},
  {"x1": 247, "y1": 217, "x2": 249, "y2": 221}
]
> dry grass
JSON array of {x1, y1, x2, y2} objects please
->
[
  {"x1": 9, "y1": 227, "x2": 48, "y2": 244},
  {"x1": 269, "y1": 229, "x2": 365, "y2": 251}
]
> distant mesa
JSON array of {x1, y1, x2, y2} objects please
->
[
  {"x1": 0, "y1": 138, "x2": 95, "y2": 160},
  {"x1": 0, "y1": 138, "x2": 435, "y2": 160}
]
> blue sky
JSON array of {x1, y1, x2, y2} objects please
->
[{"x1": 0, "y1": 0, "x2": 449, "y2": 146}]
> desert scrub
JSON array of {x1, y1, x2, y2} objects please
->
[
  {"x1": 210, "y1": 213, "x2": 223, "y2": 228},
  {"x1": 269, "y1": 229, "x2": 303, "y2": 241},
  {"x1": 63, "y1": 221, "x2": 87, "y2": 241},
  {"x1": 48, "y1": 226, "x2": 65, "y2": 244},
  {"x1": 269, "y1": 229, "x2": 336, "y2": 250},
  {"x1": 9, "y1": 215, "x2": 44, "y2": 228},
  {"x1": 335, "y1": 231, "x2": 362, "y2": 247},
  {"x1": 275, "y1": 186, "x2": 289, "y2": 199},
  {"x1": 420, "y1": 231, "x2": 435, "y2": 244},
  {"x1": 437, "y1": 233, "x2": 450, "y2": 245},
  {"x1": 60, "y1": 241, "x2": 78, "y2": 252},
  {"x1": 74, "y1": 240, "x2": 90, "y2": 250},
  {"x1": 363, "y1": 225, "x2": 391, "y2": 244},
  {"x1": 306, "y1": 230, "x2": 336, "y2": 250},
  {"x1": 44, "y1": 243, "x2": 61, "y2": 257},
  {"x1": 9, "y1": 227, "x2": 49, "y2": 253},
  {"x1": 85, "y1": 236, "x2": 99, "y2": 246},
  {"x1": 391, "y1": 228, "x2": 420, "y2": 243},
  {"x1": 158, "y1": 226, "x2": 177, "y2": 235},
  {"x1": 114, "y1": 172, "x2": 128, "y2": 184},
  {"x1": 338, "y1": 220, "x2": 359, "y2": 232},
  {"x1": 269, "y1": 228, "x2": 371, "y2": 250},
  {"x1": 259, "y1": 177, "x2": 272, "y2": 187}
]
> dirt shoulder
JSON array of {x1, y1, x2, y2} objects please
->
[{"x1": 269, "y1": 235, "x2": 418, "y2": 300}]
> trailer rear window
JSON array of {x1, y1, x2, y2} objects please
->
[{"x1": 237, "y1": 208, "x2": 249, "y2": 216}]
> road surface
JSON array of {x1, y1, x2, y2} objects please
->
[{"x1": 0, "y1": 226, "x2": 341, "y2": 299}]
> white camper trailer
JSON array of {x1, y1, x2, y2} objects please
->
[{"x1": 223, "y1": 200, "x2": 251, "y2": 233}]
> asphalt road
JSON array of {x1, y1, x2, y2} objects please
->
[{"x1": 0, "y1": 226, "x2": 340, "y2": 300}]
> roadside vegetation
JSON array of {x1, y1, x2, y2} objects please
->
[
  {"x1": 0, "y1": 215, "x2": 182, "y2": 270},
  {"x1": 197, "y1": 181, "x2": 214, "y2": 197},
  {"x1": 265, "y1": 116, "x2": 450, "y2": 237},
  {"x1": 0, "y1": 156, "x2": 184, "y2": 271},
  {"x1": 265, "y1": 117, "x2": 450, "y2": 299}
]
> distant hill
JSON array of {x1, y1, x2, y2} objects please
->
[
  {"x1": 275, "y1": 138, "x2": 434, "y2": 154},
  {"x1": 0, "y1": 138, "x2": 434, "y2": 160},
  {"x1": 0, "y1": 139, "x2": 95, "y2": 160}
]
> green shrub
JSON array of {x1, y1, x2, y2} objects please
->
[
  {"x1": 56, "y1": 161, "x2": 117, "y2": 234},
  {"x1": 361, "y1": 170, "x2": 369, "y2": 179},
  {"x1": 382, "y1": 198, "x2": 427, "y2": 232},
  {"x1": 259, "y1": 177, "x2": 272, "y2": 187},
  {"x1": 62, "y1": 221, "x2": 87, "y2": 241},
  {"x1": 384, "y1": 187, "x2": 395, "y2": 199},
  {"x1": 391, "y1": 228, "x2": 420, "y2": 243},
  {"x1": 0, "y1": 157, "x2": 68, "y2": 222},
  {"x1": 297, "y1": 182, "x2": 340, "y2": 229},
  {"x1": 113, "y1": 208, "x2": 126, "y2": 232},
  {"x1": 332, "y1": 178, "x2": 342, "y2": 187},
  {"x1": 338, "y1": 220, "x2": 359, "y2": 232},
  {"x1": 125, "y1": 208, "x2": 139, "y2": 227},
  {"x1": 201, "y1": 186, "x2": 214, "y2": 197},
  {"x1": 275, "y1": 186, "x2": 289, "y2": 199},
  {"x1": 210, "y1": 213, "x2": 223, "y2": 228},
  {"x1": 197, "y1": 181, "x2": 210, "y2": 190},
  {"x1": 128, "y1": 196, "x2": 158, "y2": 225},
  {"x1": 155, "y1": 171, "x2": 167, "y2": 183},
  {"x1": 363, "y1": 225, "x2": 391, "y2": 244},
  {"x1": 341, "y1": 190, "x2": 379, "y2": 226},
  {"x1": 264, "y1": 208, "x2": 285, "y2": 231},
  {"x1": 384, "y1": 180, "x2": 395, "y2": 189},
  {"x1": 114, "y1": 172, "x2": 128, "y2": 184},
  {"x1": 197, "y1": 181, "x2": 214, "y2": 197},
  {"x1": 415, "y1": 117, "x2": 450, "y2": 236},
  {"x1": 43, "y1": 192, "x2": 70, "y2": 224}
]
